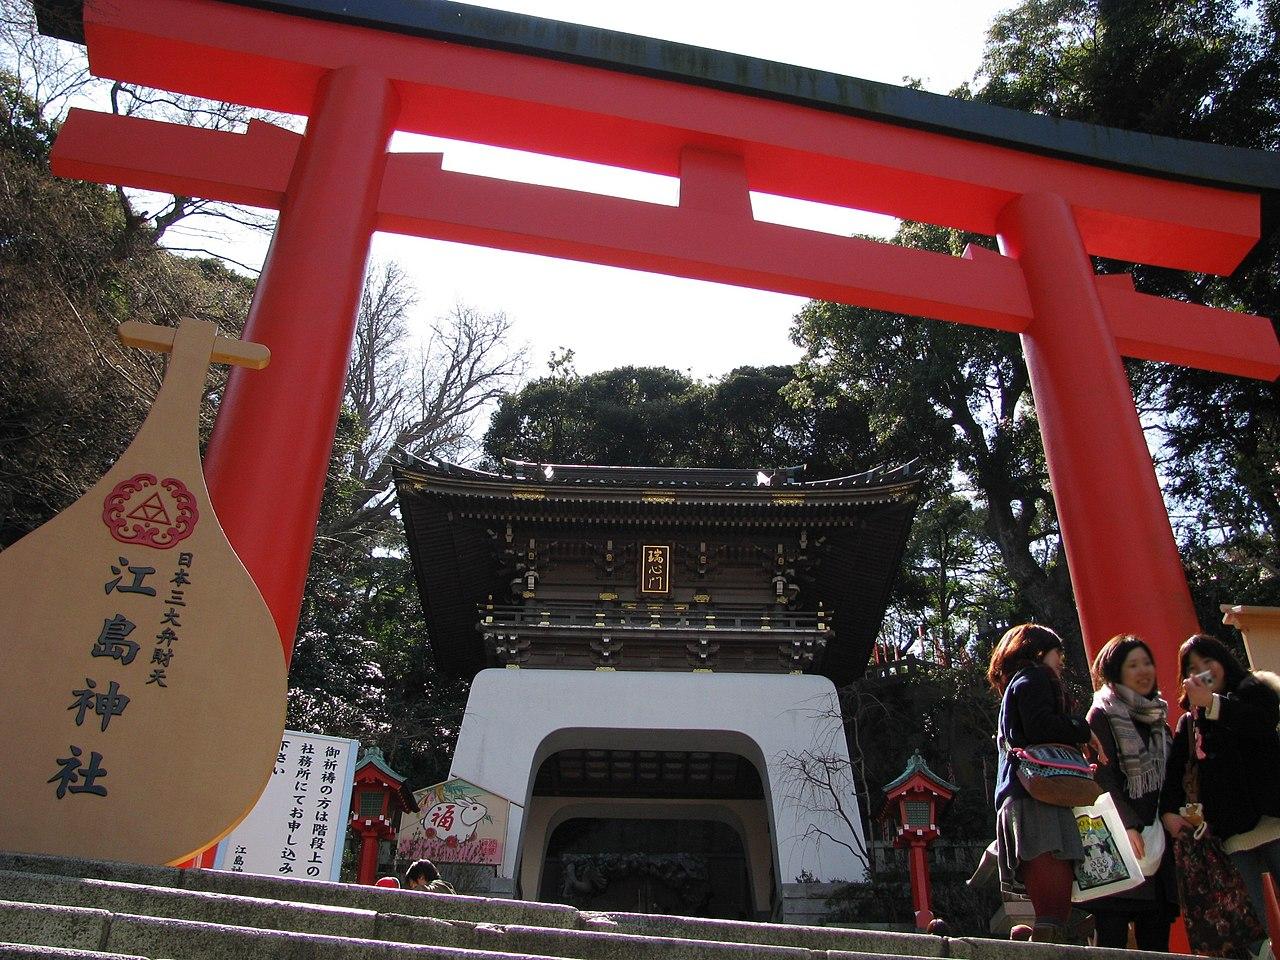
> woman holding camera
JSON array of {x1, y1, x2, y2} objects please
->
[
  {"x1": 1086, "y1": 634, "x2": 1179, "y2": 950},
  {"x1": 1161, "y1": 634, "x2": 1280, "y2": 923}
]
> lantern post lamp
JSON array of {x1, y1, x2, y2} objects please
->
[
  {"x1": 879, "y1": 752, "x2": 957, "y2": 930},
  {"x1": 349, "y1": 747, "x2": 414, "y2": 885}
]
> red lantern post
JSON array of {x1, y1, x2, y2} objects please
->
[
  {"x1": 348, "y1": 748, "x2": 414, "y2": 885},
  {"x1": 879, "y1": 753, "x2": 957, "y2": 930}
]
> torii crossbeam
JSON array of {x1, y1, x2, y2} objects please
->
[{"x1": 40, "y1": 0, "x2": 1280, "y2": 698}]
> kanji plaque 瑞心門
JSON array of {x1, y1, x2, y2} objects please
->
[{"x1": 640, "y1": 544, "x2": 671, "y2": 596}]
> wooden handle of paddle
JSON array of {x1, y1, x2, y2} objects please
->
[{"x1": 119, "y1": 320, "x2": 270, "y2": 369}]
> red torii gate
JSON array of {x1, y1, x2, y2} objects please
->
[{"x1": 44, "y1": 0, "x2": 1280, "y2": 698}]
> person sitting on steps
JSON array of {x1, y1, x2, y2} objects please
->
[{"x1": 405, "y1": 858, "x2": 456, "y2": 894}]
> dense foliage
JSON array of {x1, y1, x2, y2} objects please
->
[
  {"x1": 0, "y1": 73, "x2": 255, "y2": 546},
  {"x1": 973, "y1": 0, "x2": 1280, "y2": 624},
  {"x1": 791, "y1": 0, "x2": 1280, "y2": 666},
  {"x1": 484, "y1": 360, "x2": 872, "y2": 475}
]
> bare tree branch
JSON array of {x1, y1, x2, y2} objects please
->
[{"x1": 318, "y1": 261, "x2": 527, "y2": 548}]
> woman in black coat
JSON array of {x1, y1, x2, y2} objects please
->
[
  {"x1": 988, "y1": 623, "x2": 1104, "y2": 943},
  {"x1": 1087, "y1": 634, "x2": 1179, "y2": 950},
  {"x1": 1161, "y1": 634, "x2": 1280, "y2": 923}
]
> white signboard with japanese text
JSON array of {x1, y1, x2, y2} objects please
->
[{"x1": 213, "y1": 730, "x2": 358, "y2": 881}]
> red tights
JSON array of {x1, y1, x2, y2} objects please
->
[{"x1": 1022, "y1": 853, "x2": 1074, "y2": 925}]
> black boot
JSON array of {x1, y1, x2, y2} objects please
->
[{"x1": 1031, "y1": 922, "x2": 1063, "y2": 943}]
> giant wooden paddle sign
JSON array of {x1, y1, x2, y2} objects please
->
[{"x1": 0, "y1": 318, "x2": 287, "y2": 865}]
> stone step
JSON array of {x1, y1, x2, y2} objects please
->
[
  {"x1": 0, "y1": 852, "x2": 1181, "y2": 960},
  {"x1": 0, "y1": 872, "x2": 950, "y2": 960},
  {"x1": 0, "y1": 900, "x2": 968, "y2": 960},
  {"x1": 590, "y1": 912, "x2": 943, "y2": 954},
  {"x1": 0, "y1": 900, "x2": 570, "y2": 960},
  {"x1": 0, "y1": 871, "x2": 812, "y2": 960},
  {"x1": 0, "y1": 854, "x2": 577, "y2": 929},
  {"x1": 0, "y1": 855, "x2": 943, "y2": 956},
  {"x1": 0, "y1": 947, "x2": 147, "y2": 960}
]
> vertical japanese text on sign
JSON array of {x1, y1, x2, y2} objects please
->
[{"x1": 639, "y1": 544, "x2": 671, "y2": 596}]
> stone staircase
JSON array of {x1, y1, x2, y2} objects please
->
[{"x1": 0, "y1": 851, "x2": 1170, "y2": 960}]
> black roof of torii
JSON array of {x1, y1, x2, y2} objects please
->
[{"x1": 35, "y1": 0, "x2": 1280, "y2": 212}]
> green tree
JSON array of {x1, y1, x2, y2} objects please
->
[
  {"x1": 974, "y1": 0, "x2": 1280, "y2": 619},
  {"x1": 792, "y1": 223, "x2": 1076, "y2": 649},
  {"x1": 484, "y1": 361, "x2": 875, "y2": 474},
  {"x1": 702, "y1": 365, "x2": 873, "y2": 476},
  {"x1": 484, "y1": 364, "x2": 709, "y2": 466},
  {"x1": 794, "y1": 0, "x2": 1280, "y2": 648},
  {"x1": 0, "y1": 71, "x2": 255, "y2": 546}
]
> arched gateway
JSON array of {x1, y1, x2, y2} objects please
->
[
  {"x1": 396, "y1": 459, "x2": 921, "y2": 912},
  {"x1": 34, "y1": 0, "x2": 1280, "y2": 863}
]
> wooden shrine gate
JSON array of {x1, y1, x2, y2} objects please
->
[{"x1": 42, "y1": 0, "x2": 1280, "y2": 698}]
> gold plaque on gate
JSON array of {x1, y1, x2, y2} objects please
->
[{"x1": 640, "y1": 544, "x2": 671, "y2": 595}]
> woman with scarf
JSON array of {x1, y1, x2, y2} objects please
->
[
  {"x1": 989, "y1": 623, "x2": 1105, "y2": 943},
  {"x1": 1087, "y1": 634, "x2": 1179, "y2": 950}
]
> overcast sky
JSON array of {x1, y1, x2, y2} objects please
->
[{"x1": 169, "y1": 1, "x2": 1015, "y2": 381}]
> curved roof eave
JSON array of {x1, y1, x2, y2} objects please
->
[{"x1": 394, "y1": 459, "x2": 923, "y2": 494}]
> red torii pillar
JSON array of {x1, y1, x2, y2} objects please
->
[
  {"x1": 997, "y1": 194, "x2": 1199, "y2": 676},
  {"x1": 202, "y1": 67, "x2": 397, "y2": 661}
]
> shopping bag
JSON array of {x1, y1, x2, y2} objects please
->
[
  {"x1": 1071, "y1": 792, "x2": 1145, "y2": 902},
  {"x1": 1174, "y1": 827, "x2": 1266, "y2": 958},
  {"x1": 1137, "y1": 818, "x2": 1165, "y2": 877}
]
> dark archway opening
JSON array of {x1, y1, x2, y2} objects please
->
[
  {"x1": 531, "y1": 747, "x2": 765, "y2": 918},
  {"x1": 540, "y1": 816, "x2": 753, "y2": 919}
]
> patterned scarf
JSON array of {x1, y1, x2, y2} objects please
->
[{"x1": 1093, "y1": 683, "x2": 1170, "y2": 798}]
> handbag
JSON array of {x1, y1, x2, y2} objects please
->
[
  {"x1": 1012, "y1": 743, "x2": 1103, "y2": 807},
  {"x1": 1071, "y1": 791, "x2": 1145, "y2": 902},
  {"x1": 1175, "y1": 830, "x2": 1265, "y2": 957},
  {"x1": 1174, "y1": 714, "x2": 1266, "y2": 958}
]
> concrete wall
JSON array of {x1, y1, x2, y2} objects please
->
[{"x1": 449, "y1": 669, "x2": 869, "y2": 904}]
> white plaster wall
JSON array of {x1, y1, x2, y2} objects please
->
[{"x1": 448, "y1": 668, "x2": 868, "y2": 894}]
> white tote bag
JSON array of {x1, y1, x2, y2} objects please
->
[
  {"x1": 1071, "y1": 792, "x2": 1146, "y2": 902},
  {"x1": 1137, "y1": 819, "x2": 1166, "y2": 877}
]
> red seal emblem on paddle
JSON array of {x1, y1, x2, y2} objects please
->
[{"x1": 102, "y1": 474, "x2": 199, "y2": 548}]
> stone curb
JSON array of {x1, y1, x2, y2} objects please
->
[
  {"x1": 0, "y1": 902, "x2": 110, "y2": 954},
  {"x1": 0, "y1": 946, "x2": 147, "y2": 960},
  {"x1": 591, "y1": 912, "x2": 949, "y2": 956}
]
